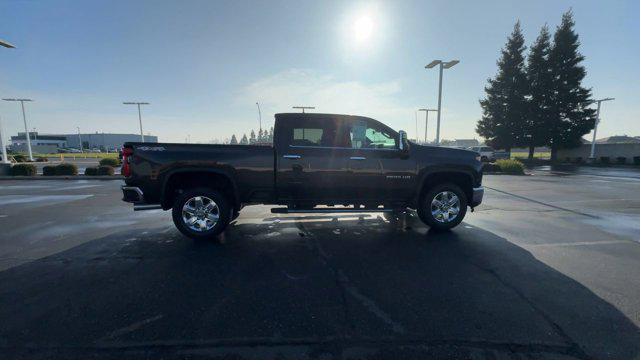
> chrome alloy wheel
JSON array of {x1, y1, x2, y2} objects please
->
[
  {"x1": 182, "y1": 196, "x2": 220, "y2": 232},
  {"x1": 430, "y1": 191, "x2": 461, "y2": 223}
]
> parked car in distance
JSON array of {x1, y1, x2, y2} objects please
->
[
  {"x1": 121, "y1": 113, "x2": 484, "y2": 240},
  {"x1": 468, "y1": 146, "x2": 495, "y2": 162}
]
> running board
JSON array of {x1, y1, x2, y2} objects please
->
[
  {"x1": 271, "y1": 208, "x2": 394, "y2": 214},
  {"x1": 134, "y1": 204, "x2": 163, "y2": 211}
]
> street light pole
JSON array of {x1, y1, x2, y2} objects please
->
[
  {"x1": 414, "y1": 111, "x2": 418, "y2": 142},
  {"x1": 589, "y1": 97, "x2": 615, "y2": 160},
  {"x1": 3, "y1": 98, "x2": 34, "y2": 161},
  {"x1": 0, "y1": 116, "x2": 8, "y2": 164},
  {"x1": 123, "y1": 102, "x2": 150, "y2": 142},
  {"x1": 418, "y1": 108, "x2": 438, "y2": 143},
  {"x1": 256, "y1": 102, "x2": 262, "y2": 135},
  {"x1": 77, "y1": 127, "x2": 83, "y2": 153},
  {"x1": 425, "y1": 60, "x2": 459, "y2": 145}
]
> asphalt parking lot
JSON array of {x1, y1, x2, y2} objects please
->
[{"x1": 0, "y1": 172, "x2": 639, "y2": 359}]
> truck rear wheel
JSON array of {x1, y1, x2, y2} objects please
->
[
  {"x1": 172, "y1": 187, "x2": 231, "y2": 240},
  {"x1": 417, "y1": 183, "x2": 467, "y2": 231}
]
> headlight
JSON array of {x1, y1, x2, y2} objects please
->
[{"x1": 475, "y1": 155, "x2": 482, "y2": 162}]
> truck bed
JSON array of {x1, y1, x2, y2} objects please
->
[{"x1": 124, "y1": 142, "x2": 275, "y2": 205}]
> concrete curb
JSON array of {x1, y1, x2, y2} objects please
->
[{"x1": 0, "y1": 175, "x2": 123, "y2": 181}]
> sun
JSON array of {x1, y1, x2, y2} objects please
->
[{"x1": 353, "y1": 15, "x2": 374, "y2": 42}]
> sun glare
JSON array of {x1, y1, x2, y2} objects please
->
[{"x1": 353, "y1": 15, "x2": 374, "y2": 42}]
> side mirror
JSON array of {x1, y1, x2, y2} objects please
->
[{"x1": 398, "y1": 130, "x2": 407, "y2": 151}]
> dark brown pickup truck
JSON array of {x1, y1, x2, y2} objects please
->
[{"x1": 121, "y1": 113, "x2": 483, "y2": 240}]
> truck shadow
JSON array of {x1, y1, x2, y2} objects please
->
[{"x1": 0, "y1": 213, "x2": 638, "y2": 359}]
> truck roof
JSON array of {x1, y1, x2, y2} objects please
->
[{"x1": 275, "y1": 113, "x2": 376, "y2": 122}]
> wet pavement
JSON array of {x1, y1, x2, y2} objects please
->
[{"x1": 0, "y1": 174, "x2": 639, "y2": 359}]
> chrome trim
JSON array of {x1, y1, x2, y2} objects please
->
[
  {"x1": 283, "y1": 154, "x2": 301, "y2": 159},
  {"x1": 349, "y1": 156, "x2": 366, "y2": 160},
  {"x1": 289, "y1": 145, "x2": 398, "y2": 152}
]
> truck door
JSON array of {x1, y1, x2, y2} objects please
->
[
  {"x1": 345, "y1": 119, "x2": 416, "y2": 203},
  {"x1": 275, "y1": 117, "x2": 352, "y2": 203}
]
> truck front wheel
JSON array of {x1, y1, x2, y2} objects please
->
[
  {"x1": 417, "y1": 183, "x2": 468, "y2": 231},
  {"x1": 172, "y1": 188, "x2": 231, "y2": 240}
]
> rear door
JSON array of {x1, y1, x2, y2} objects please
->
[{"x1": 275, "y1": 117, "x2": 352, "y2": 203}]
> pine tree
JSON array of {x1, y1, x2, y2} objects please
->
[
  {"x1": 258, "y1": 129, "x2": 264, "y2": 142},
  {"x1": 230, "y1": 134, "x2": 238, "y2": 145},
  {"x1": 477, "y1": 21, "x2": 529, "y2": 152},
  {"x1": 240, "y1": 134, "x2": 249, "y2": 145},
  {"x1": 268, "y1": 127, "x2": 274, "y2": 143},
  {"x1": 525, "y1": 25, "x2": 554, "y2": 161},
  {"x1": 250, "y1": 130, "x2": 256, "y2": 144},
  {"x1": 547, "y1": 10, "x2": 595, "y2": 161}
]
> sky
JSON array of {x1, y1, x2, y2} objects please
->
[{"x1": 1, "y1": 0, "x2": 639, "y2": 144}]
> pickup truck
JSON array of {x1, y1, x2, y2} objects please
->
[{"x1": 121, "y1": 113, "x2": 484, "y2": 240}]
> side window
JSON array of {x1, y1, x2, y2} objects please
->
[
  {"x1": 292, "y1": 128, "x2": 323, "y2": 146},
  {"x1": 349, "y1": 120, "x2": 397, "y2": 149},
  {"x1": 290, "y1": 120, "x2": 342, "y2": 147}
]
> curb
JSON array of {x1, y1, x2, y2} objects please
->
[{"x1": 0, "y1": 175, "x2": 123, "y2": 181}]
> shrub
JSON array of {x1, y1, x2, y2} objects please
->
[
  {"x1": 634, "y1": 156, "x2": 640, "y2": 166},
  {"x1": 13, "y1": 154, "x2": 27, "y2": 163},
  {"x1": 35, "y1": 157, "x2": 49, "y2": 162},
  {"x1": 42, "y1": 165, "x2": 57, "y2": 176},
  {"x1": 616, "y1": 157, "x2": 626, "y2": 165},
  {"x1": 482, "y1": 163, "x2": 501, "y2": 172},
  {"x1": 55, "y1": 163, "x2": 78, "y2": 175},
  {"x1": 10, "y1": 163, "x2": 36, "y2": 176},
  {"x1": 84, "y1": 167, "x2": 98, "y2": 176},
  {"x1": 495, "y1": 159, "x2": 525, "y2": 175},
  {"x1": 96, "y1": 165, "x2": 115, "y2": 176},
  {"x1": 600, "y1": 156, "x2": 610, "y2": 164},
  {"x1": 99, "y1": 158, "x2": 120, "y2": 167}
]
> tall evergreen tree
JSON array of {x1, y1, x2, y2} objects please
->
[
  {"x1": 524, "y1": 25, "x2": 554, "y2": 160},
  {"x1": 477, "y1": 21, "x2": 529, "y2": 152},
  {"x1": 250, "y1": 130, "x2": 256, "y2": 144},
  {"x1": 547, "y1": 10, "x2": 595, "y2": 161},
  {"x1": 240, "y1": 134, "x2": 249, "y2": 145},
  {"x1": 230, "y1": 134, "x2": 238, "y2": 145}
]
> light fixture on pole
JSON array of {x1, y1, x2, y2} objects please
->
[
  {"x1": 3, "y1": 98, "x2": 34, "y2": 161},
  {"x1": 425, "y1": 59, "x2": 459, "y2": 145},
  {"x1": 418, "y1": 108, "x2": 438, "y2": 143},
  {"x1": 0, "y1": 39, "x2": 15, "y2": 49},
  {"x1": 589, "y1": 97, "x2": 615, "y2": 161},
  {"x1": 123, "y1": 102, "x2": 150, "y2": 142},
  {"x1": 292, "y1": 106, "x2": 315, "y2": 113}
]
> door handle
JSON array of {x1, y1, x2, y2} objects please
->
[
  {"x1": 350, "y1": 156, "x2": 366, "y2": 160},
  {"x1": 283, "y1": 154, "x2": 301, "y2": 159}
]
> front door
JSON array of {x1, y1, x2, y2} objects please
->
[{"x1": 344, "y1": 119, "x2": 416, "y2": 204}]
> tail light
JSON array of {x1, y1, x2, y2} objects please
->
[{"x1": 121, "y1": 147, "x2": 133, "y2": 177}]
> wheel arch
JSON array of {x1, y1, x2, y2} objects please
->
[
  {"x1": 161, "y1": 169, "x2": 239, "y2": 210},
  {"x1": 417, "y1": 170, "x2": 474, "y2": 206}
]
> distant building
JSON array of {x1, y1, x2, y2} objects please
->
[
  {"x1": 450, "y1": 139, "x2": 480, "y2": 148},
  {"x1": 595, "y1": 135, "x2": 640, "y2": 144},
  {"x1": 10, "y1": 132, "x2": 158, "y2": 153}
]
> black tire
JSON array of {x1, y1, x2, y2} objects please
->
[
  {"x1": 417, "y1": 183, "x2": 468, "y2": 231},
  {"x1": 172, "y1": 187, "x2": 231, "y2": 240}
]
